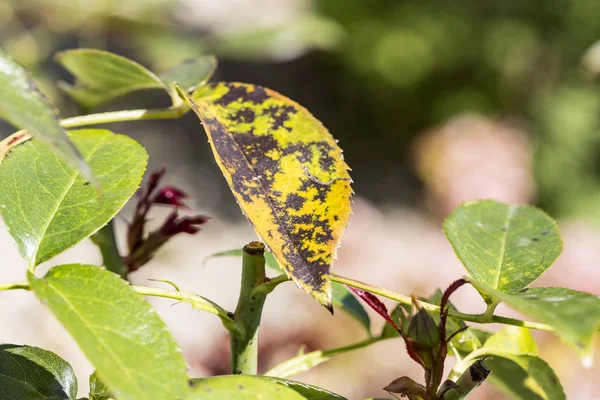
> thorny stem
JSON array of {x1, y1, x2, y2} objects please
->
[
  {"x1": 90, "y1": 220, "x2": 128, "y2": 279},
  {"x1": 230, "y1": 242, "x2": 269, "y2": 375},
  {"x1": 329, "y1": 274, "x2": 557, "y2": 332}
]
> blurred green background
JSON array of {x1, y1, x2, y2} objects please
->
[{"x1": 3, "y1": 0, "x2": 600, "y2": 220}]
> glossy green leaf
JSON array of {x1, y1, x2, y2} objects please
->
[
  {"x1": 205, "y1": 249, "x2": 370, "y2": 332},
  {"x1": 443, "y1": 200, "x2": 562, "y2": 295},
  {"x1": 0, "y1": 49, "x2": 93, "y2": 182},
  {"x1": 453, "y1": 327, "x2": 565, "y2": 400},
  {"x1": 0, "y1": 344, "x2": 77, "y2": 399},
  {"x1": 56, "y1": 49, "x2": 167, "y2": 110},
  {"x1": 28, "y1": 264, "x2": 189, "y2": 400},
  {"x1": 470, "y1": 279, "x2": 600, "y2": 363},
  {"x1": 159, "y1": 56, "x2": 217, "y2": 103},
  {"x1": 0, "y1": 129, "x2": 147, "y2": 266},
  {"x1": 187, "y1": 375, "x2": 305, "y2": 399},
  {"x1": 89, "y1": 372, "x2": 112, "y2": 400}
]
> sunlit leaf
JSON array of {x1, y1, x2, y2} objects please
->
[
  {"x1": 486, "y1": 357, "x2": 565, "y2": 400},
  {"x1": 0, "y1": 129, "x2": 147, "y2": 266},
  {"x1": 185, "y1": 83, "x2": 352, "y2": 307},
  {"x1": 0, "y1": 344, "x2": 77, "y2": 399},
  {"x1": 0, "y1": 49, "x2": 93, "y2": 182},
  {"x1": 89, "y1": 371, "x2": 112, "y2": 400},
  {"x1": 56, "y1": 49, "x2": 167, "y2": 110},
  {"x1": 190, "y1": 377, "x2": 346, "y2": 400},
  {"x1": 470, "y1": 279, "x2": 600, "y2": 363},
  {"x1": 188, "y1": 375, "x2": 305, "y2": 399},
  {"x1": 443, "y1": 200, "x2": 562, "y2": 297},
  {"x1": 454, "y1": 327, "x2": 565, "y2": 400},
  {"x1": 29, "y1": 264, "x2": 189, "y2": 400},
  {"x1": 264, "y1": 349, "x2": 329, "y2": 379}
]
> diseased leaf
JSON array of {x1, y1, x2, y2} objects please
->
[
  {"x1": 188, "y1": 375, "x2": 305, "y2": 399},
  {"x1": 184, "y1": 83, "x2": 352, "y2": 307},
  {"x1": 89, "y1": 371, "x2": 112, "y2": 400},
  {"x1": 159, "y1": 56, "x2": 217, "y2": 103},
  {"x1": 56, "y1": 49, "x2": 167, "y2": 110},
  {"x1": 0, "y1": 50, "x2": 93, "y2": 182},
  {"x1": 470, "y1": 279, "x2": 600, "y2": 363},
  {"x1": 0, "y1": 129, "x2": 147, "y2": 266},
  {"x1": 0, "y1": 344, "x2": 77, "y2": 399},
  {"x1": 443, "y1": 200, "x2": 562, "y2": 296},
  {"x1": 28, "y1": 264, "x2": 189, "y2": 400}
]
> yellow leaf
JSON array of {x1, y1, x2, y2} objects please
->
[{"x1": 182, "y1": 82, "x2": 352, "y2": 308}]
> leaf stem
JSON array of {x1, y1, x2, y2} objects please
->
[
  {"x1": 90, "y1": 221, "x2": 127, "y2": 278},
  {"x1": 330, "y1": 273, "x2": 555, "y2": 332},
  {"x1": 265, "y1": 335, "x2": 389, "y2": 378},
  {"x1": 132, "y1": 285, "x2": 240, "y2": 335},
  {"x1": 60, "y1": 106, "x2": 188, "y2": 128},
  {"x1": 230, "y1": 242, "x2": 269, "y2": 375},
  {"x1": 253, "y1": 273, "x2": 290, "y2": 295},
  {"x1": 0, "y1": 281, "x2": 30, "y2": 291}
]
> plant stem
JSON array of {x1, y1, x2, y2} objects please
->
[
  {"x1": 330, "y1": 273, "x2": 555, "y2": 332},
  {"x1": 90, "y1": 221, "x2": 127, "y2": 278},
  {"x1": 265, "y1": 335, "x2": 389, "y2": 378},
  {"x1": 230, "y1": 242, "x2": 269, "y2": 375},
  {"x1": 0, "y1": 282, "x2": 29, "y2": 291},
  {"x1": 132, "y1": 285, "x2": 240, "y2": 335},
  {"x1": 253, "y1": 273, "x2": 290, "y2": 295},
  {"x1": 60, "y1": 106, "x2": 188, "y2": 128}
]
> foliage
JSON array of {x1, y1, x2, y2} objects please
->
[{"x1": 0, "y1": 48, "x2": 597, "y2": 400}]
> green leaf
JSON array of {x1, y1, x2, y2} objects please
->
[
  {"x1": 183, "y1": 83, "x2": 353, "y2": 308},
  {"x1": 89, "y1": 372, "x2": 112, "y2": 400},
  {"x1": 188, "y1": 375, "x2": 305, "y2": 399},
  {"x1": 264, "y1": 349, "x2": 329, "y2": 379},
  {"x1": 205, "y1": 249, "x2": 369, "y2": 332},
  {"x1": 28, "y1": 264, "x2": 189, "y2": 400},
  {"x1": 443, "y1": 200, "x2": 562, "y2": 295},
  {"x1": 470, "y1": 279, "x2": 600, "y2": 363},
  {"x1": 260, "y1": 377, "x2": 347, "y2": 400},
  {"x1": 454, "y1": 327, "x2": 565, "y2": 400},
  {"x1": 0, "y1": 129, "x2": 147, "y2": 266},
  {"x1": 190, "y1": 377, "x2": 346, "y2": 400},
  {"x1": 0, "y1": 49, "x2": 93, "y2": 182},
  {"x1": 0, "y1": 344, "x2": 77, "y2": 399},
  {"x1": 56, "y1": 49, "x2": 167, "y2": 110},
  {"x1": 331, "y1": 282, "x2": 371, "y2": 335},
  {"x1": 159, "y1": 56, "x2": 217, "y2": 103},
  {"x1": 486, "y1": 356, "x2": 565, "y2": 400}
]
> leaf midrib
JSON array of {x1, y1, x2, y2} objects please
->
[{"x1": 492, "y1": 205, "x2": 518, "y2": 290}]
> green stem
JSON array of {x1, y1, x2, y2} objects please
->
[
  {"x1": 440, "y1": 360, "x2": 490, "y2": 400},
  {"x1": 60, "y1": 106, "x2": 188, "y2": 128},
  {"x1": 230, "y1": 242, "x2": 269, "y2": 375},
  {"x1": 265, "y1": 335, "x2": 389, "y2": 378},
  {"x1": 0, "y1": 282, "x2": 30, "y2": 291},
  {"x1": 330, "y1": 274, "x2": 555, "y2": 332},
  {"x1": 91, "y1": 221, "x2": 127, "y2": 278},
  {"x1": 253, "y1": 273, "x2": 290, "y2": 295},
  {"x1": 132, "y1": 285, "x2": 240, "y2": 335}
]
